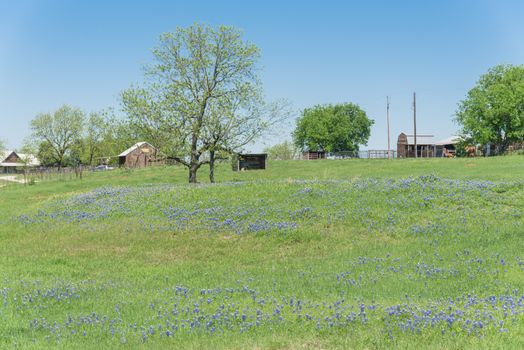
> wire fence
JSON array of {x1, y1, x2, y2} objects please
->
[
  {"x1": 0, "y1": 167, "x2": 86, "y2": 191},
  {"x1": 327, "y1": 150, "x2": 398, "y2": 159}
]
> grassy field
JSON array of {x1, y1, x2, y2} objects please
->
[{"x1": 0, "y1": 157, "x2": 523, "y2": 349}]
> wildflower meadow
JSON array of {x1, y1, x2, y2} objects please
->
[{"x1": 0, "y1": 157, "x2": 523, "y2": 349}]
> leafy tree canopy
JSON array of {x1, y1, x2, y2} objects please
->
[
  {"x1": 293, "y1": 103, "x2": 373, "y2": 153},
  {"x1": 456, "y1": 64, "x2": 524, "y2": 152},
  {"x1": 121, "y1": 23, "x2": 285, "y2": 183},
  {"x1": 30, "y1": 105, "x2": 85, "y2": 168}
]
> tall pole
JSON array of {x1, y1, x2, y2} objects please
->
[
  {"x1": 413, "y1": 92, "x2": 417, "y2": 158},
  {"x1": 387, "y1": 96, "x2": 391, "y2": 159}
]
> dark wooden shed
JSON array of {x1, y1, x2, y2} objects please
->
[
  {"x1": 302, "y1": 151, "x2": 326, "y2": 160},
  {"x1": 234, "y1": 153, "x2": 267, "y2": 171},
  {"x1": 118, "y1": 142, "x2": 162, "y2": 168}
]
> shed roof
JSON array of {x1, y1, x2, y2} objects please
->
[
  {"x1": 435, "y1": 136, "x2": 461, "y2": 146},
  {"x1": 239, "y1": 153, "x2": 268, "y2": 157},
  {"x1": 405, "y1": 135, "x2": 435, "y2": 145},
  {"x1": 118, "y1": 142, "x2": 155, "y2": 157}
]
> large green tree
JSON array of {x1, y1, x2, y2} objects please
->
[
  {"x1": 293, "y1": 103, "x2": 373, "y2": 153},
  {"x1": 456, "y1": 64, "x2": 524, "y2": 153},
  {"x1": 122, "y1": 24, "x2": 281, "y2": 183},
  {"x1": 30, "y1": 105, "x2": 85, "y2": 168}
]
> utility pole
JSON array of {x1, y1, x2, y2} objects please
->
[
  {"x1": 387, "y1": 96, "x2": 391, "y2": 159},
  {"x1": 413, "y1": 92, "x2": 417, "y2": 158}
]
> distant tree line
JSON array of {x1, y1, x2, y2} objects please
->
[
  {"x1": 27, "y1": 24, "x2": 289, "y2": 182},
  {"x1": 24, "y1": 26, "x2": 523, "y2": 180},
  {"x1": 29, "y1": 106, "x2": 136, "y2": 168}
]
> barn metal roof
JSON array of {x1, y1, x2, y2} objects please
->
[
  {"x1": 405, "y1": 135, "x2": 435, "y2": 145},
  {"x1": 118, "y1": 142, "x2": 152, "y2": 157}
]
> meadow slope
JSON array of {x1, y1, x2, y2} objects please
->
[{"x1": 0, "y1": 157, "x2": 523, "y2": 349}]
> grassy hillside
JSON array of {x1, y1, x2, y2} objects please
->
[{"x1": 0, "y1": 157, "x2": 523, "y2": 349}]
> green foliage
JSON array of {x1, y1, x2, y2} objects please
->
[
  {"x1": 30, "y1": 105, "x2": 85, "y2": 167},
  {"x1": 293, "y1": 103, "x2": 373, "y2": 152},
  {"x1": 98, "y1": 115, "x2": 139, "y2": 164},
  {"x1": 264, "y1": 140, "x2": 299, "y2": 160},
  {"x1": 456, "y1": 64, "x2": 524, "y2": 152},
  {"x1": 35, "y1": 140, "x2": 57, "y2": 167},
  {"x1": 82, "y1": 112, "x2": 106, "y2": 166},
  {"x1": 121, "y1": 23, "x2": 278, "y2": 183}
]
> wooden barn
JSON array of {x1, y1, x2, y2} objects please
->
[
  {"x1": 397, "y1": 133, "x2": 436, "y2": 158},
  {"x1": 118, "y1": 142, "x2": 162, "y2": 168},
  {"x1": 233, "y1": 153, "x2": 267, "y2": 171},
  {"x1": 302, "y1": 151, "x2": 326, "y2": 160}
]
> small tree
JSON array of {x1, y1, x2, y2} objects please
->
[
  {"x1": 203, "y1": 98, "x2": 290, "y2": 182},
  {"x1": 122, "y1": 24, "x2": 277, "y2": 183},
  {"x1": 264, "y1": 140, "x2": 299, "y2": 160},
  {"x1": 293, "y1": 103, "x2": 373, "y2": 153},
  {"x1": 30, "y1": 105, "x2": 85, "y2": 168},
  {"x1": 456, "y1": 64, "x2": 524, "y2": 153},
  {"x1": 83, "y1": 112, "x2": 106, "y2": 166},
  {"x1": 95, "y1": 113, "x2": 140, "y2": 165}
]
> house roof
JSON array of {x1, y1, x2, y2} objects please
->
[
  {"x1": 0, "y1": 151, "x2": 40, "y2": 166},
  {"x1": 435, "y1": 136, "x2": 461, "y2": 146},
  {"x1": 1, "y1": 151, "x2": 13, "y2": 162},
  {"x1": 405, "y1": 135, "x2": 435, "y2": 145},
  {"x1": 118, "y1": 142, "x2": 155, "y2": 157}
]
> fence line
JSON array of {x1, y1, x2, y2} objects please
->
[
  {"x1": 0, "y1": 167, "x2": 86, "y2": 191},
  {"x1": 327, "y1": 150, "x2": 397, "y2": 159}
]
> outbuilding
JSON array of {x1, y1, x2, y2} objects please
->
[
  {"x1": 233, "y1": 153, "x2": 267, "y2": 171},
  {"x1": 118, "y1": 142, "x2": 162, "y2": 168},
  {"x1": 397, "y1": 133, "x2": 436, "y2": 158},
  {"x1": 302, "y1": 151, "x2": 327, "y2": 160}
]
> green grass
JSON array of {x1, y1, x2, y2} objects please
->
[{"x1": 0, "y1": 157, "x2": 523, "y2": 349}]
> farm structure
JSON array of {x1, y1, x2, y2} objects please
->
[
  {"x1": 397, "y1": 133, "x2": 436, "y2": 158},
  {"x1": 118, "y1": 142, "x2": 163, "y2": 168},
  {"x1": 397, "y1": 133, "x2": 462, "y2": 158},
  {"x1": 1, "y1": 151, "x2": 40, "y2": 174},
  {"x1": 233, "y1": 153, "x2": 267, "y2": 171},
  {"x1": 302, "y1": 151, "x2": 327, "y2": 160}
]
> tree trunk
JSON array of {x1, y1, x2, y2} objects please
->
[
  {"x1": 209, "y1": 150, "x2": 215, "y2": 183},
  {"x1": 188, "y1": 162, "x2": 199, "y2": 183},
  {"x1": 500, "y1": 137, "x2": 510, "y2": 155},
  {"x1": 58, "y1": 153, "x2": 64, "y2": 170}
]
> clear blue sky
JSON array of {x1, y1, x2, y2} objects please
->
[{"x1": 1, "y1": 0, "x2": 524, "y2": 151}]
